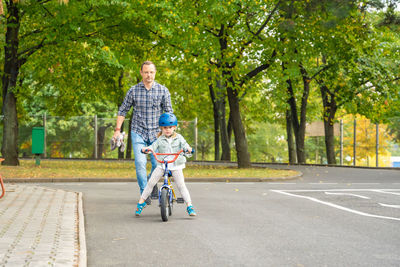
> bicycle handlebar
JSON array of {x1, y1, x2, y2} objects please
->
[{"x1": 141, "y1": 149, "x2": 193, "y2": 164}]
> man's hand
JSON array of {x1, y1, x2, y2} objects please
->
[
  {"x1": 111, "y1": 131, "x2": 126, "y2": 152},
  {"x1": 112, "y1": 129, "x2": 120, "y2": 141}
]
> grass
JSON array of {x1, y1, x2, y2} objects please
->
[{"x1": 1, "y1": 159, "x2": 299, "y2": 180}]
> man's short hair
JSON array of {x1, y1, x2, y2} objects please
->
[{"x1": 141, "y1": 61, "x2": 156, "y2": 71}]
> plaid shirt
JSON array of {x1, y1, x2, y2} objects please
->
[{"x1": 118, "y1": 81, "x2": 173, "y2": 142}]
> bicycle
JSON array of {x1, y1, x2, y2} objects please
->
[{"x1": 142, "y1": 148, "x2": 193, "y2": 222}]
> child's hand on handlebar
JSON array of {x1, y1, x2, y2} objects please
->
[
  {"x1": 141, "y1": 147, "x2": 151, "y2": 153},
  {"x1": 184, "y1": 147, "x2": 194, "y2": 154}
]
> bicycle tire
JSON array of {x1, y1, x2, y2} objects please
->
[{"x1": 160, "y1": 188, "x2": 169, "y2": 222}]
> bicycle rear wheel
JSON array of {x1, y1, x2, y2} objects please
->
[{"x1": 160, "y1": 188, "x2": 169, "y2": 222}]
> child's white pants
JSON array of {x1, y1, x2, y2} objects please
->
[{"x1": 141, "y1": 167, "x2": 192, "y2": 205}]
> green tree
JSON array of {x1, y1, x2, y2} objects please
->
[
  {"x1": 1, "y1": 1, "x2": 118, "y2": 165},
  {"x1": 0, "y1": 0, "x2": 154, "y2": 165},
  {"x1": 144, "y1": 0, "x2": 287, "y2": 167}
]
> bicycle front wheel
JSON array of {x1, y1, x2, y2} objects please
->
[{"x1": 160, "y1": 188, "x2": 169, "y2": 222}]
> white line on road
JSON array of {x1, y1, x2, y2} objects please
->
[
  {"x1": 372, "y1": 190, "x2": 400, "y2": 196},
  {"x1": 277, "y1": 189, "x2": 400, "y2": 192},
  {"x1": 379, "y1": 203, "x2": 400, "y2": 209},
  {"x1": 308, "y1": 183, "x2": 338, "y2": 185},
  {"x1": 324, "y1": 192, "x2": 370, "y2": 199},
  {"x1": 227, "y1": 182, "x2": 255, "y2": 185},
  {"x1": 96, "y1": 182, "x2": 130, "y2": 185},
  {"x1": 268, "y1": 183, "x2": 297, "y2": 185},
  {"x1": 271, "y1": 190, "x2": 400, "y2": 221},
  {"x1": 351, "y1": 183, "x2": 380, "y2": 185}
]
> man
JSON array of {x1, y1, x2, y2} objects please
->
[{"x1": 113, "y1": 61, "x2": 173, "y2": 204}]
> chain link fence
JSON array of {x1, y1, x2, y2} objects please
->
[{"x1": 1, "y1": 115, "x2": 399, "y2": 167}]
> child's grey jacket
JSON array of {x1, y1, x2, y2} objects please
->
[{"x1": 149, "y1": 133, "x2": 192, "y2": 169}]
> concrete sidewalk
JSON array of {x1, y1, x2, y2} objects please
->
[{"x1": 0, "y1": 184, "x2": 86, "y2": 266}]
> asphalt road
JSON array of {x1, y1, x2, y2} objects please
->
[{"x1": 40, "y1": 165, "x2": 400, "y2": 266}]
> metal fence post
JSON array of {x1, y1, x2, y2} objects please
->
[
  {"x1": 340, "y1": 119, "x2": 343, "y2": 165},
  {"x1": 94, "y1": 115, "x2": 98, "y2": 159},
  {"x1": 376, "y1": 123, "x2": 379, "y2": 167},
  {"x1": 194, "y1": 117, "x2": 198, "y2": 161},
  {"x1": 353, "y1": 119, "x2": 357, "y2": 166},
  {"x1": 43, "y1": 112, "x2": 47, "y2": 158}
]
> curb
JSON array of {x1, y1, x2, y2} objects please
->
[
  {"x1": 3, "y1": 172, "x2": 302, "y2": 183},
  {"x1": 78, "y1": 192, "x2": 87, "y2": 267}
]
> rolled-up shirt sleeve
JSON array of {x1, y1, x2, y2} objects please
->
[
  {"x1": 163, "y1": 88, "x2": 173, "y2": 113},
  {"x1": 118, "y1": 87, "x2": 134, "y2": 117}
]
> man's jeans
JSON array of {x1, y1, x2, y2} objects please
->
[{"x1": 131, "y1": 131, "x2": 157, "y2": 194}]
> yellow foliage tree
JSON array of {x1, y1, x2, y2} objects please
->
[{"x1": 342, "y1": 115, "x2": 393, "y2": 167}]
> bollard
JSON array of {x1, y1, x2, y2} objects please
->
[{"x1": 0, "y1": 158, "x2": 5, "y2": 199}]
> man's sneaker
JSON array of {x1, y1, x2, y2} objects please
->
[
  {"x1": 135, "y1": 202, "x2": 147, "y2": 216},
  {"x1": 145, "y1": 197, "x2": 151, "y2": 205},
  {"x1": 187, "y1": 205, "x2": 197, "y2": 216},
  {"x1": 151, "y1": 184, "x2": 158, "y2": 199}
]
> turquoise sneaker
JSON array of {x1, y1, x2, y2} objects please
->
[
  {"x1": 187, "y1": 205, "x2": 197, "y2": 216},
  {"x1": 135, "y1": 202, "x2": 146, "y2": 216}
]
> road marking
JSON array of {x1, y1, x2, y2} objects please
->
[
  {"x1": 96, "y1": 182, "x2": 130, "y2": 185},
  {"x1": 308, "y1": 183, "x2": 338, "y2": 185},
  {"x1": 379, "y1": 203, "x2": 400, "y2": 209},
  {"x1": 268, "y1": 183, "x2": 297, "y2": 185},
  {"x1": 372, "y1": 190, "x2": 400, "y2": 196},
  {"x1": 351, "y1": 183, "x2": 380, "y2": 185},
  {"x1": 271, "y1": 189, "x2": 400, "y2": 221},
  {"x1": 227, "y1": 182, "x2": 255, "y2": 185},
  {"x1": 276, "y1": 189, "x2": 400, "y2": 192},
  {"x1": 324, "y1": 192, "x2": 370, "y2": 199}
]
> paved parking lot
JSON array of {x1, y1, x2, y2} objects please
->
[
  {"x1": 1, "y1": 165, "x2": 399, "y2": 266},
  {"x1": 41, "y1": 177, "x2": 400, "y2": 267}
]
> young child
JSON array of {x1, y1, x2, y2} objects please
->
[{"x1": 135, "y1": 112, "x2": 197, "y2": 217}]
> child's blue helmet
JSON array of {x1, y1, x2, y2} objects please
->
[{"x1": 159, "y1": 113, "x2": 178, "y2": 127}]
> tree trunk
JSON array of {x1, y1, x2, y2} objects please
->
[
  {"x1": 216, "y1": 80, "x2": 230, "y2": 161},
  {"x1": 286, "y1": 109, "x2": 297, "y2": 164},
  {"x1": 226, "y1": 82, "x2": 251, "y2": 168},
  {"x1": 219, "y1": 107, "x2": 230, "y2": 161},
  {"x1": 320, "y1": 84, "x2": 337, "y2": 164},
  {"x1": 96, "y1": 124, "x2": 112, "y2": 159},
  {"x1": 285, "y1": 72, "x2": 308, "y2": 164},
  {"x1": 1, "y1": 2, "x2": 21, "y2": 166},
  {"x1": 227, "y1": 112, "x2": 233, "y2": 145},
  {"x1": 209, "y1": 82, "x2": 220, "y2": 160},
  {"x1": 96, "y1": 126, "x2": 106, "y2": 159},
  {"x1": 210, "y1": 77, "x2": 231, "y2": 161}
]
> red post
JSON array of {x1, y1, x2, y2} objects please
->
[{"x1": 0, "y1": 159, "x2": 5, "y2": 199}]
